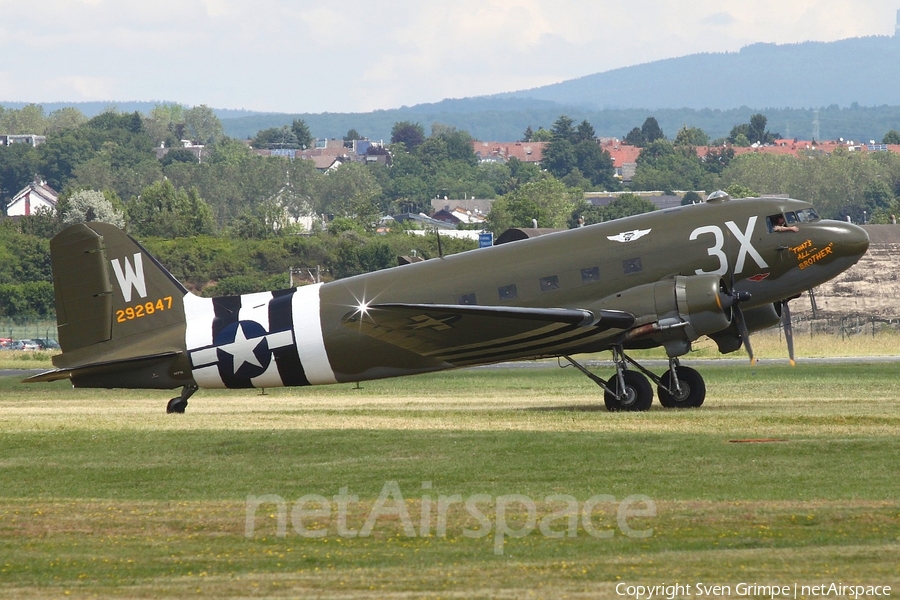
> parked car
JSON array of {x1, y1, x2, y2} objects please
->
[
  {"x1": 33, "y1": 338, "x2": 60, "y2": 350},
  {"x1": 11, "y1": 340, "x2": 41, "y2": 350}
]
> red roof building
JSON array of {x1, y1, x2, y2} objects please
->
[{"x1": 472, "y1": 141, "x2": 547, "y2": 163}]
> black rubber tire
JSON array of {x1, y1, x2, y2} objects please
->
[
  {"x1": 657, "y1": 366, "x2": 706, "y2": 408},
  {"x1": 604, "y1": 370, "x2": 653, "y2": 411},
  {"x1": 166, "y1": 397, "x2": 188, "y2": 414}
]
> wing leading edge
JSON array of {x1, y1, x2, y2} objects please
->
[{"x1": 342, "y1": 303, "x2": 635, "y2": 365}]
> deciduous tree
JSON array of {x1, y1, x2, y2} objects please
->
[
  {"x1": 61, "y1": 189, "x2": 125, "y2": 227},
  {"x1": 487, "y1": 177, "x2": 580, "y2": 232},
  {"x1": 391, "y1": 121, "x2": 425, "y2": 151}
]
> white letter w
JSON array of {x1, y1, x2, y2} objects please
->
[{"x1": 111, "y1": 253, "x2": 148, "y2": 302}]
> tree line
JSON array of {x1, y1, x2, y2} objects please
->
[{"x1": 3, "y1": 103, "x2": 900, "y2": 321}]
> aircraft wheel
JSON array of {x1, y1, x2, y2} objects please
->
[
  {"x1": 604, "y1": 370, "x2": 653, "y2": 412},
  {"x1": 166, "y1": 397, "x2": 188, "y2": 414},
  {"x1": 657, "y1": 366, "x2": 706, "y2": 408}
]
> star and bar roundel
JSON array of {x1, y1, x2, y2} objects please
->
[{"x1": 187, "y1": 289, "x2": 315, "y2": 389}]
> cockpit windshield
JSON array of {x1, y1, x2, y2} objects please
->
[{"x1": 795, "y1": 208, "x2": 820, "y2": 223}]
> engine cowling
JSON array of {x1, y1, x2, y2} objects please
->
[
  {"x1": 743, "y1": 302, "x2": 784, "y2": 332},
  {"x1": 598, "y1": 274, "x2": 733, "y2": 357}
]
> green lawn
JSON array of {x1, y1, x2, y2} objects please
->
[{"x1": 1, "y1": 363, "x2": 899, "y2": 598}]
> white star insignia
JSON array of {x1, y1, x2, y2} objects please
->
[{"x1": 217, "y1": 322, "x2": 266, "y2": 373}]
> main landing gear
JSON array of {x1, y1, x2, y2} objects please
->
[
  {"x1": 166, "y1": 384, "x2": 198, "y2": 414},
  {"x1": 563, "y1": 347, "x2": 706, "y2": 412}
]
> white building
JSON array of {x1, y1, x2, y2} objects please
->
[{"x1": 5, "y1": 179, "x2": 58, "y2": 217}]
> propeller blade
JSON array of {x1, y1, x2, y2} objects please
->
[
  {"x1": 782, "y1": 300, "x2": 795, "y2": 366},
  {"x1": 723, "y1": 275, "x2": 754, "y2": 364},
  {"x1": 734, "y1": 304, "x2": 755, "y2": 365}
]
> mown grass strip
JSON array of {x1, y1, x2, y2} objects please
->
[{"x1": 1, "y1": 362, "x2": 899, "y2": 597}]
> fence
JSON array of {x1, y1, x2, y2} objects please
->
[
  {"x1": 786, "y1": 314, "x2": 900, "y2": 339},
  {"x1": 0, "y1": 319, "x2": 58, "y2": 342}
]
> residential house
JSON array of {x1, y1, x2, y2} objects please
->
[
  {"x1": 5, "y1": 179, "x2": 58, "y2": 217},
  {"x1": 429, "y1": 198, "x2": 494, "y2": 216},
  {"x1": 599, "y1": 139, "x2": 641, "y2": 183},
  {"x1": 431, "y1": 207, "x2": 487, "y2": 227},
  {"x1": 472, "y1": 141, "x2": 547, "y2": 164},
  {"x1": 155, "y1": 140, "x2": 206, "y2": 162},
  {"x1": 0, "y1": 134, "x2": 46, "y2": 147}
]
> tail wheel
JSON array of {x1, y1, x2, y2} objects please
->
[
  {"x1": 604, "y1": 370, "x2": 653, "y2": 412},
  {"x1": 657, "y1": 366, "x2": 706, "y2": 408}
]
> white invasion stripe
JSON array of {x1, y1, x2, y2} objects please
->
[
  {"x1": 192, "y1": 364, "x2": 224, "y2": 388},
  {"x1": 292, "y1": 283, "x2": 336, "y2": 384},
  {"x1": 183, "y1": 294, "x2": 223, "y2": 388},
  {"x1": 239, "y1": 291, "x2": 274, "y2": 330},
  {"x1": 184, "y1": 293, "x2": 215, "y2": 349}
]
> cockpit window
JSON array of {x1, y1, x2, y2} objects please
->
[
  {"x1": 796, "y1": 208, "x2": 820, "y2": 223},
  {"x1": 766, "y1": 214, "x2": 785, "y2": 232},
  {"x1": 767, "y1": 213, "x2": 800, "y2": 233}
]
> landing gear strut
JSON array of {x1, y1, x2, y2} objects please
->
[
  {"x1": 563, "y1": 348, "x2": 706, "y2": 411},
  {"x1": 563, "y1": 347, "x2": 653, "y2": 412},
  {"x1": 603, "y1": 346, "x2": 653, "y2": 411},
  {"x1": 166, "y1": 384, "x2": 198, "y2": 414}
]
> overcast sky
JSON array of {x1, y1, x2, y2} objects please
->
[{"x1": 2, "y1": 0, "x2": 898, "y2": 114}]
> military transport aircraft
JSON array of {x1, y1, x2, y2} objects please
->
[{"x1": 26, "y1": 192, "x2": 869, "y2": 412}]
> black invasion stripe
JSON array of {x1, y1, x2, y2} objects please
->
[
  {"x1": 211, "y1": 295, "x2": 241, "y2": 340},
  {"x1": 446, "y1": 326, "x2": 612, "y2": 366},
  {"x1": 212, "y1": 295, "x2": 248, "y2": 389},
  {"x1": 433, "y1": 321, "x2": 583, "y2": 359},
  {"x1": 269, "y1": 292, "x2": 311, "y2": 386}
]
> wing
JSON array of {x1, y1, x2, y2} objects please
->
[{"x1": 342, "y1": 303, "x2": 634, "y2": 365}]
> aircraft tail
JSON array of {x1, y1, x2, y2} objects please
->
[{"x1": 26, "y1": 222, "x2": 194, "y2": 389}]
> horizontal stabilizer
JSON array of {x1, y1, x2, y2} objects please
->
[
  {"x1": 342, "y1": 303, "x2": 633, "y2": 365},
  {"x1": 24, "y1": 351, "x2": 190, "y2": 389}
]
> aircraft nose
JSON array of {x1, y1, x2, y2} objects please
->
[{"x1": 833, "y1": 221, "x2": 870, "y2": 259}]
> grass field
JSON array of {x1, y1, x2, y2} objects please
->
[{"x1": 1, "y1": 343, "x2": 899, "y2": 598}]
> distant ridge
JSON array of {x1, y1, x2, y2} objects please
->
[
  {"x1": 0, "y1": 101, "x2": 272, "y2": 120},
  {"x1": 494, "y1": 35, "x2": 900, "y2": 110},
  {"x1": 4, "y1": 35, "x2": 900, "y2": 143}
]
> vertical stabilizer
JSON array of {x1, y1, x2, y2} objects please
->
[{"x1": 35, "y1": 222, "x2": 194, "y2": 389}]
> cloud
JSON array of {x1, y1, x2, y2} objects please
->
[
  {"x1": 0, "y1": 0, "x2": 896, "y2": 112},
  {"x1": 701, "y1": 12, "x2": 736, "y2": 27}
]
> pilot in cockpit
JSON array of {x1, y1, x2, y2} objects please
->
[{"x1": 769, "y1": 214, "x2": 799, "y2": 233}]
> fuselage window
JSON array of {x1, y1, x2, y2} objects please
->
[
  {"x1": 581, "y1": 267, "x2": 600, "y2": 283},
  {"x1": 540, "y1": 275, "x2": 560, "y2": 292},
  {"x1": 458, "y1": 293, "x2": 476, "y2": 305},
  {"x1": 498, "y1": 284, "x2": 517, "y2": 301}
]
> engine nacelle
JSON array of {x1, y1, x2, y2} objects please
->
[
  {"x1": 743, "y1": 302, "x2": 784, "y2": 332},
  {"x1": 599, "y1": 274, "x2": 732, "y2": 357},
  {"x1": 708, "y1": 302, "x2": 784, "y2": 354}
]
